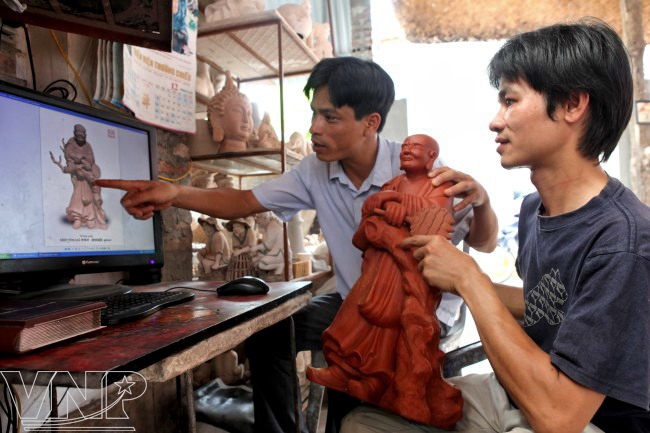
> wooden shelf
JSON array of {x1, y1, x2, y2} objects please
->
[
  {"x1": 190, "y1": 10, "x2": 317, "y2": 177},
  {"x1": 191, "y1": 148, "x2": 304, "y2": 176},
  {"x1": 191, "y1": 10, "x2": 322, "y2": 283},
  {"x1": 197, "y1": 10, "x2": 319, "y2": 83},
  {"x1": 0, "y1": 0, "x2": 172, "y2": 51}
]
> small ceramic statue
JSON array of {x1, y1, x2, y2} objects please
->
[
  {"x1": 224, "y1": 217, "x2": 258, "y2": 279},
  {"x1": 254, "y1": 112, "x2": 281, "y2": 149},
  {"x1": 235, "y1": 211, "x2": 287, "y2": 279},
  {"x1": 207, "y1": 71, "x2": 254, "y2": 153},
  {"x1": 310, "y1": 22, "x2": 333, "y2": 59},
  {"x1": 277, "y1": 0, "x2": 312, "y2": 41},
  {"x1": 50, "y1": 124, "x2": 108, "y2": 230},
  {"x1": 204, "y1": 0, "x2": 265, "y2": 22},
  {"x1": 196, "y1": 60, "x2": 216, "y2": 99},
  {"x1": 287, "y1": 131, "x2": 308, "y2": 156},
  {"x1": 213, "y1": 172, "x2": 235, "y2": 188},
  {"x1": 307, "y1": 134, "x2": 463, "y2": 429},
  {"x1": 197, "y1": 216, "x2": 232, "y2": 278}
]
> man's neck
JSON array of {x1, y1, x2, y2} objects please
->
[
  {"x1": 531, "y1": 162, "x2": 608, "y2": 217},
  {"x1": 341, "y1": 135, "x2": 380, "y2": 189}
]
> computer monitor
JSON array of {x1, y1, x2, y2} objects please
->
[{"x1": 0, "y1": 81, "x2": 163, "y2": 297}]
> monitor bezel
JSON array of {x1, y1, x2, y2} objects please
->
[{"x1": 0, "y1": 80, "x2": 164, "y2": 291}]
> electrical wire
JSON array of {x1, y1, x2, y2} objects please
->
[
  {"x1": 43, "y1": 79, "x2": 77, "y2": 101},
  {"x1": 20, "y1": 24, "x2": 36, "y2": 91},
  {"x1": 158, "y1": 161, "x2": 194, "y2": 182},
  {"x1": 48, "y1": 30, "x2": 93, "y2": 105}
]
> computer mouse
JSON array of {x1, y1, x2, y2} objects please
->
[{"x1": 217, "y1": 276, "x2": 270, "y2": 296}]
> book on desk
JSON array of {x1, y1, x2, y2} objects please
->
[{"x1": 0, "y1": 299, "x2": 105, "y2": 354}]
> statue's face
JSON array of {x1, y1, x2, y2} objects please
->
[
  {"x1": 74, "y1": 128, "x2": 87, "y2": 145},
  {"x1": 399, "y1": 134, "x2": 437, "y2": 172},
  {"x1": 221, "y1": 97, "x2": 252, "y2": 142},
  {"x1": 201, "y1": 222, "x2": 216, "y2": 235},
  {"x1": 232, "y1": 222, "x2": 246, "y2": 236},
  {"x1": 254, "y1": 212, "x2": 271, "y2": 227}
]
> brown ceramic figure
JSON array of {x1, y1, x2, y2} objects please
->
[
  {"x1": 224, "y1": 217, "x2": 258, "y2": 279},
  {"x1": 207, "y1": 72, "x2": 254, "y2": 153},
  {"x1": 307, "y1": 134, "x2": 463, "y2": 429},
  {"x1": 277, "y1": 0, "x2": 312, "y2": 40},
  {"x1": 255, "y1": 112, "x2": 281, "y2": 149},
  {"x1": 197, "y1": 216, "x2": 232, "y2": 278},
  {"x1": 235, "y1": 211, "x2": 287, "y2": 279},
  {"x1": 50, "y1": 124, "x2": 108, "y2": 230}
]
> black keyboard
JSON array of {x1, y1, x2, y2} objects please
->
[{"x1": 101, "y1": 290, "x2": 195, "y2": 326}]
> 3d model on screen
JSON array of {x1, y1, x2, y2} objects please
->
[
  {"x1": 50, "y1": 124, "x2": 108, "y2": 230},
  {"x1": 307, "y1": 134, "x2": 463, "y2": 429},
  {"x1": 207, "y1": 71, "x2": 254, "y2": 153}
]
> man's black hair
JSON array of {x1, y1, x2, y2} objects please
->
[
  {"x1": 488, "y1": 18, "x2": 633, "y2": 162},
  {"x1": 304, "y1": 57, "x2": 395, "y2": 133}
]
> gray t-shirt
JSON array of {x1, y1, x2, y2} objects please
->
[{"x1": 518, "y1": 176, "x2": 650, "y2": 430}]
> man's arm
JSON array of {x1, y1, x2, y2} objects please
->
[
  {"x1": 95, "y1": 179, "x2": 268, "y2": 220},
  {"x1": 492, "y1": 283, "x2": 525, "y2": 321},
  {"x1": 429, "y1": 167, "x2": 498, "y2": 252},
  {"x1": 403, "y1": 235, "x2": 605, "y2": 433}
]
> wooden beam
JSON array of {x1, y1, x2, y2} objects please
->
[{"x1": 621, "y1": 0, "x2": 649, "y2": 203}]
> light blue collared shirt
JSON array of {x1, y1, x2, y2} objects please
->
[{"x1": 253, "y1": 137, "x2": 471, "y2": 323}]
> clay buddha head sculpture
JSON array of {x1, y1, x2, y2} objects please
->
[{"x1": 207, "y1": 71, "x2": 254, "y2": 153}]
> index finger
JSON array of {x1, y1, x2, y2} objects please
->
[
  {"x1": 95, "y1": 179, "x2": 150, "y2": 192},
  {"x1": 401, "y1": 234, "x2": 433, "y2": 250},
  {"x1": 429, "y1": 167, "x2": 466, "y2": 187}
]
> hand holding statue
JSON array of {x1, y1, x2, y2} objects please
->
[{"x1": 428, "y1": 166, "x2": 491, "y2": 212}]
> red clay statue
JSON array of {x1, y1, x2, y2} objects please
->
[{"x1": 307, "y1": 134, "x2": 463, "y2": 429}]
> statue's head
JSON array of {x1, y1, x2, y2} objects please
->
[
  {"x1": 73, "y1": 124, "x2": 87, "y2": 145},
  {"x1": 399, "y1": 134, "x2": 440, "y2": 173},
  {"x1": 207, "y1": 72, "x2": 253, "y2": 147}
]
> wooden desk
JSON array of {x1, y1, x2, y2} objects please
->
[{"x1": 0, "y1": 280, "x2": 312, "y2": 432}]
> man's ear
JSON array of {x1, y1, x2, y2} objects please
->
[
  {"x1": 564, "y1": 90, "x2": 590, "y2": 124},
  {"x1": 364, "y1": 112, "x2": 381, "y2": 136}
]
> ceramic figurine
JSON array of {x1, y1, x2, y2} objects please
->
[
  {"x1": 224, "y1": 217, "x2": 258, "y2": 279},
  {"x1": 255, "y1": 112, "x2": 281, "y2": 149},
  {"x1": 204, "y1": 0, "x2": 265, "y2": 22},
  {"x1": 235, "y1": 211, "x2": 287, "y2": 279},
  {"x1": 212, "y1": 172, "x2": 235, "y2": 188},
  {"x1": 197, "y1": 216, "x2": 232, "y2": 278},
  {"x1": 196, "y1": 60, "x2": 216, "y2": 99},
  {"x1": 207, "y1": 71, "x2": 254, "y2": 153},
  {"x1": 287, "y1": 131, "x2": 308, "y2": 155},
  {"x1": 277, "y1": 0, "x2": 312, "y2": 41},
  {"x1": 307, "y1": 134, "x2": 463, "y2": 429},
  {"x1": 311, "y1": 22, "x2": 333, "y2": 59},
  {"x1": 50, "y1": 124, "x2": 107, "y2": 230}
]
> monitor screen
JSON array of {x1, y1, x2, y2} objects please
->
[{"x1": 0, "y1": 81, "x2": 163, "y2": 294}]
